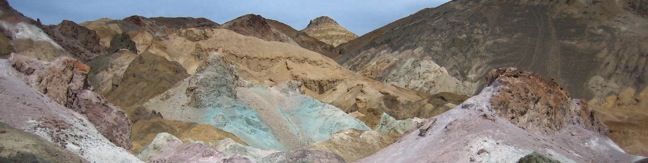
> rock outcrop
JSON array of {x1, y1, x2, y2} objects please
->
[
  {"x1": 43, "y1": 20, "x2": 104, "y2": 61},
  {"x1": 358, "y1": 68, "x2": 635, "y2": 162},
  {"x1": 9, "y1": 54, "x2": 132, "y2": 150},
  {"x1": 222, "y1": 14, "x2": 338, "y2": 58},
  {"x1": 487, "y1": 67, "x2": 608, "y2": 134},
  {"x1": 0, "y1": 59, "x2": 140, "y2": 162},
  {"x1": 302, "y1": 16, "x2": 358, "y2": 47}
]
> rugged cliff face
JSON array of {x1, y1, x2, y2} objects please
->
[
  {"x1": 338, "y1": 0, "x2": 648, "y2": 99},
  {"x1": 9, "y1": 54, "x2": 133, "y2": 150},
  {"x1": 302, "y1": 16, "x2": 358, "y2": 47},
  {"x1": 0, "y1": 59, "x2": 141, "y2": 162}
]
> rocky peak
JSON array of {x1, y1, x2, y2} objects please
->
[
  {"x1": 302, "y1": 16, "x2": 357, "y2": 47},
  {"x1": 123, "y1": 15, "x2": 148, "y2": 26},
  {"x1": 306, "y1": 16, "x2": 339, "y2": 27},
  {"x1": 229, "y1": 14, "x2": 269, "y2": 26},
  {"x1": 222, "y1": 14, "x2": 274, "y2": 38},
  {"x1": 486, "y1": 67, "x2": 607, "y2": 134}
]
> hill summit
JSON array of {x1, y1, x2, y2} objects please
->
[{"x1": 302, "y1": 16, "x2": 357, "y2": 47}]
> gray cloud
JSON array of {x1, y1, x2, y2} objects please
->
[{"x1": 7, "y1": 0, "x2": 448, "y2": 35}]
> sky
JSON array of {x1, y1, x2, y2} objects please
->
[{"x1": 7, "y1": 0, "x2": 448, "y2": 35}]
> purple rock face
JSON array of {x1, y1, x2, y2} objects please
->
[
  {"x1": 0, "y1": 59, "x2": 140, "y2": 162},
  {"x1": 9, "y1": 54, "x2": 132, "y2": 150}
]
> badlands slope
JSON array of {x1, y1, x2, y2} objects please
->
[
  {"x1": 77, "y1": 7, "x2": 464, "y2": 161},
  {"x1": 1, "y1": 0, "x2": 646, "y2": 162},
  {"x1": 337, "y1": 0, "x2": 648, "y2": 155},
  {"x1": 360, "y1": 68, "x2": 640, "y2": 162}
]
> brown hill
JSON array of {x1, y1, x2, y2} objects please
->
[
  {"x1": 337, "y1": 0, "x2": 648, "y2": 156},
  {"x1": 302, "y1": 16, "x2": 358, "y2": 47},
  {"x1": 337, "y1": 0, "x2": 648, "y2": 99},
  {"x1": 222, "y1": 14, "x2": 338, "y2": 58}
]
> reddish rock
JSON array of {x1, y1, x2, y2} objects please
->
[
  {"x1": 222, "y1": 14, "x2": 277, "y2": 42},
  {"x1": 486, "y1": 67, "x2": 607, "y2": 134}
]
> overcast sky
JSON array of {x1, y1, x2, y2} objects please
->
[{"x1": 8, "y1": 0, "x2": 448, "y2": 35}]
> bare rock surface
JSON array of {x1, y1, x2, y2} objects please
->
[
  {"x1": 9, "y1": 54, "x2": 132, "y2": 150},
  {"x1": 358, "y1": 68, "x2": 637, "y2": 162},
  {"x1": 487, "y1": 67, "x2": 608, "y2": 134},
  {"x1": 43, "y1": 20, "x2": 104, "y2": 61},
  {"x1": 0, "y1": 122, "x2": 88, "y2": 163},
  {"x1": 0, "y1": 59, "x2": 141, "y2": 162},
  {"x1": 302, "y1": 16, "x2": 358, "y2": 47}
]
